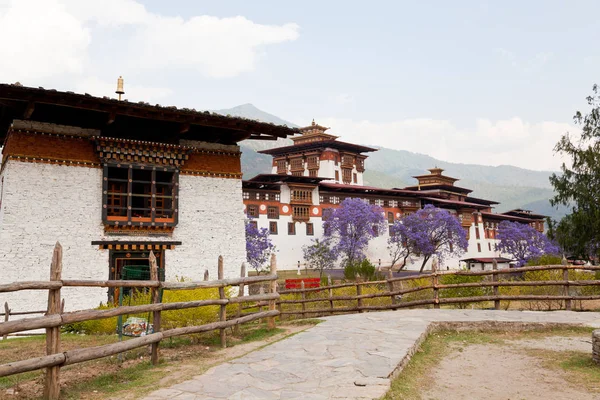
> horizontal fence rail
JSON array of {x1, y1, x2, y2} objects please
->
[
  {"x1": 0, "y1": 243, "x2": 280, "y2": 400},
  {"x1": 276, "y1": 263, "x2": 600, "y2": 319}
]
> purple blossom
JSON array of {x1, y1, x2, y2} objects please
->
[
  {"x1": 323, "y1": 198, "x2": 386, "y2": 267},
  {"x1": 496, "y1": 220, "x2": 560, "y2": 266},
  {"x1": 245, "y1": 221, "x2": 275, "y2": 274},
  {"x1": 389, "y1": 205, "x2": 468, "y2": 272}
]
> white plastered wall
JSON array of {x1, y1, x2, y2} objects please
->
[{"x1": 0, "y1": 161, "x2": 246, "y2": 314}]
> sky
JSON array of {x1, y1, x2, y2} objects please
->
[{"x1": 1, "y1": 0, "x2": 598, "y2": 171}]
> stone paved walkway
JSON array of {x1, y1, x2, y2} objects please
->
[{"x1": 143, "y1": 310, "x2": 600, "y2": 400}]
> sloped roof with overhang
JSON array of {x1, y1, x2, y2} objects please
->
[
  {"x1": 0, "y1": 83, "x2": 298, "y2": 144},
  {"x1": 258, "y1": 139, "x2": 377, "y2": 156}
]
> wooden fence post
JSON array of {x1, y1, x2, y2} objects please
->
[
  {"x1": 563, "y1": 257, "x2": 571, "y2": 311},
  {"x1": 3, "y1": 302, "x2": 9, "y2": 340},
  {"x1": 267, "y1": 254, "x2": 277, "y2": 329},
  {"x1": 234, "y1": 263, "x2": 246, "y2": 335},
  {"x1": 432, "y1": 262, "x2": 440, "y2": 309},
  {"x1": 44, "y1": 242, "x2": 62, "y2": 400},
  {"x1": 493, "y1": 259, "x2": 500, "y2": 310},
  {"x1": 327, "y1": 275, "x2": 334, "y2": 314},
  {"x1": 218, "y1": 256, "x2": 227, "y2": 348},
  {"x1": 149, "y1": 251, "x2": 161, "y2": 365},
  {"x1": 300, "y1": 280, "x2": 306, "y2": 319},
  {"x1": 356, "y1": 274, "x2": 363, "y2": 313},
  {"x1": 387, "y1": 269, "x2": 396, "y2": 307}
]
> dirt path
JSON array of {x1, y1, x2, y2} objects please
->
[{"x1": 423, "y1": 335, "x2": 596, "y2": 400}]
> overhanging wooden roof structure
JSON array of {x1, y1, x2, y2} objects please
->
[
  {"x1": 258, "y1": 140, "x2": 377, "y2": 156},
  {"x1": 0, "y1": 83, "x2": 299, "y2": 144}
]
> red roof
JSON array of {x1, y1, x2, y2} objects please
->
[
  {"x1": 421, "y1": 197, "x2": 488, "y2": 209},
  {"x1": 461, "y1": 257, "x2": 513, "y2": 263}
]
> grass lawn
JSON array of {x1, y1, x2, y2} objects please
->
[{"x1": 383, "y1": 326, "x2": 598, "y2": 400}]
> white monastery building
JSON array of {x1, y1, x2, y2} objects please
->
[
  {"x1": 242, "y1": 121, "x2": 546, "y2": 271},
  {"x1": 0, "y1": 82, "x2": 297, "y2": 312}
]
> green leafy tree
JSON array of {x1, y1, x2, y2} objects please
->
[
  {"x1": 302, "y1": 238, "x2": 338, "y2": 278},
  {"x1": 550, "y1": 84, "x2": 600, "y2": 262}
]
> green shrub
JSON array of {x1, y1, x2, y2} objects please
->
[
  {"x1": 526, "y1": 254, "x2": 564, "y2": 266},
  {"x1": 399, "y1": 277, "x2": 433, "y2": 307},
  {"x1": 438, "y1": 273, "x2": 486, "y2": 309},
  {"x1": 63, "y1": 282, "x2": 232, "y2": 335},
  {"x1": 343, "y1": 259, "x2": 381, "y2": 281}
]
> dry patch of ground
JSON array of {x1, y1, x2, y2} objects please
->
[
  {"x1": 0, "y1": 321, "x2": 318, "y2": 400},
  {"x1": 385, "y1": 326, "x2": 600, "y2": 400}
]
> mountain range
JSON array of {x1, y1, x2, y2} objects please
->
[{"x1": 214, "y1": 104, "x2": 569, "y2": 221}]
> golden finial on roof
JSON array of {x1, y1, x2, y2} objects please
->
[
  {"x1": 115, "y1": 76, "x2": 125, "y2": 101},
  {"x1": 311, "y1": 119, "x2": 316, "y2": 126}
]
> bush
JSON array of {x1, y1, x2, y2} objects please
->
[
  {"x1": 526, "y1": 254, "x2": 563, "y2": 266},
  {"x1": 438, "y1": 273, "x2": 486, "y2": 309},
  {"x1": 343, "y1": 259, "x2": 381, "y2": 281},
  {"x1": 63, "y1": 282, "x2": 232, "y2": 335},
  {"x1": 399, "y1": 277, "x2": 434, "y2": 307}
]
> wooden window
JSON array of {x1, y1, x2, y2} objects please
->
[
  {"x1": 290, "y1": 158, "x2": 304, "y2": 170},
  {"x1": 267, "y1": 206, "x2": 279, "y2": 219},
  {"x1": 276, "y1": 159, "x2": 287, "y2": 173},
  {"x1": 342, "y1": 168, "x2": 352, "y2": 184},
  {"x1": 104, "y1": 164, "x2": 178, "y2": 226},
  {"x1": 292, "y1": 206, "x2": 310, "y2": 221},
  {"x1": 477, "y1": 243, "x2": 481, "y2": 252},
  {"x1": 288, "y1": 222, "x2": 296, "y2": 235},
  {"x1": 275, "y1": 193, "x2": 280, "y2": 201},
  {"x1": 307, "y1": 155, "x2": 319, "y2": 169},
  {"x1": 488, "y1": 242, "x2": 491, "y2": 251},
  {"x1": 475, "y1": 228, "x2": 480, "y2": 240},
  {"x1": 353, "y1": 173, "x2": 357, "y2": 183},
  {"x1": 335, "y1": 170, "x2": 340, "y2": 181},
  {"x1": 309, "y1": 169, "x2": 318, "y2": 177},
  {"x1": 372, "y1": 225, "x2": 379, "y2": 236},
  {"x1": 387, "y1": 212, "x2": 394, "y2": 224},
  {"x1": 306, "y1": 223, "x2": 314, "y2": 236},
  {"x1": 249, "y1": 220, "x2": 258, "y2": 229},
  {"x1": 465, "y1": 228, "x2": 470, "y2": 240},
  {"x1": 242, "y1": 191, "x2": 250, "y2": 200},
  {"x1": 291, "y1": 189, "x2": 312, "y2": 203},
  {"x1": 247, "y1": 205, "x2": 259, "y2": 218},
  {"x1": 269, "y1": 221, "x2": 278, "y2": 235},
  {"x1": 292, "y1": 171, "x2": 303, "y2": 177}
]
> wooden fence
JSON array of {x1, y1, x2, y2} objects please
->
[
  {"x1": 276, "y1": 263, "x2": 600, "y2": 318},
  {"x1": 0, "y1": 243, "x2": 279, "y2": 399}
]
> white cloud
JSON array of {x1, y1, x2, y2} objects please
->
[
  {"x1": 0, "y1": 0, "x2": 90, "y2": 80},
  {"x1": 313, "y1": 117, "x2": 574, "y2": 171},
  {"x1": 0, "y1": 0, "x2": 299, "y2": 83}
]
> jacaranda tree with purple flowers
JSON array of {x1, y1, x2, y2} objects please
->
[
  {"x1": 245, "y1": 221, "x2": 276, "y2": 275},
  {"x1": 496, "y1": 220, "x2": 560, "y2": 266},
  {"x1": 323, "y1": 198, "x2": 386, "y2": 267},
  {"x1": 389, "y1": 205, "x2": 468, "y2": 272}
]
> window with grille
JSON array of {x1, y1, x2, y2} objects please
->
[
  {"x1": 292, "y1": 171, "x2": 303, "y2": 177},
  {"x1": 290, "y1": 158, "x2": 304, "y2": 170},
  {"x1": 477, "y1": 243, "x2": 481, "y2": 252},
  {"x1": 288, "y1": 222, "x2": 296, "y2": 235},
  {"x1": 342, "y1": 168, "x2": 352, "y2": 184},
  {"x1": 267, "y1": 206, "x2": 279, "y2": 219},
  {"x1": 242, "y1": 191, "x2": 250, "y2": 200},
  {"x1": 335, "y1": 170, "x2": 340, "y2": 181},
  {"x1": 104, "y1": 164, "x2": 178, "y2": 226},
  {"x1": 309, "y1": 169, "x2": 318, "y2": 177},
  {"x1": 375, "y1": 199, "x2": 384, "y2": 207},
  {"x1": 307, "y1": 155, "x2": 319, "y2": 169},
  {"x1": 275, "y1": 193, "x2": 280, "y2": 201},
  {"x1": 269, "y1": 221, "x2": 278, "y2": 235},
  {"x1": 291, "y1": 189, "x2": 312, "y2": 203},
  {"x1": 249, "y1": 220, "x2": 258, "y2": 229},
  {"x1": 276, "y1": 159, "x2": 287, "y2": 173},
  {"x1": 387, "y1": 212, "x2": 394, "y2": 224},
  {"x1": 247, "y1": 205, "x2": 259, "y2": 218},
  {"x1": 390, "y1": 200, "x2": 398, "y2": 208},
  {"x1": 353, "y1": 173, "x2": 357, "y2": 183},
  {"x1": 475, "y1": 228, "x2": 480, "y2": 240},
  {"x1": 306, "y1": 223, "x2": 314, "y2": 236},
  {"x1": 292, "y1": 206, "x2": 310, "y2": 221}
]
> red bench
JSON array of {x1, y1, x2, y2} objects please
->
[{"x1": 285, "y1": 278, "x2": 321, "y2": 289}]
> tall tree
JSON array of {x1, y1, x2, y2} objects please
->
[
  {"x1": 245, "y1": 221, "x2": 275, "y2": 275},
  {"x1": 496, "y1": 221, "x2": 559, "y2": 266},
  {"x1": 390, "y1": 205, "x2": 468, "y2": 272},
  {"x1": 302, "y1": 238, "x2": 338, "y2": 278},
  {"x1": 550, "y1": 84, "x2": 600, "y2": 260},
  {"x1": 323, "y1": 198, "x2": 386, "y2": 267}
]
